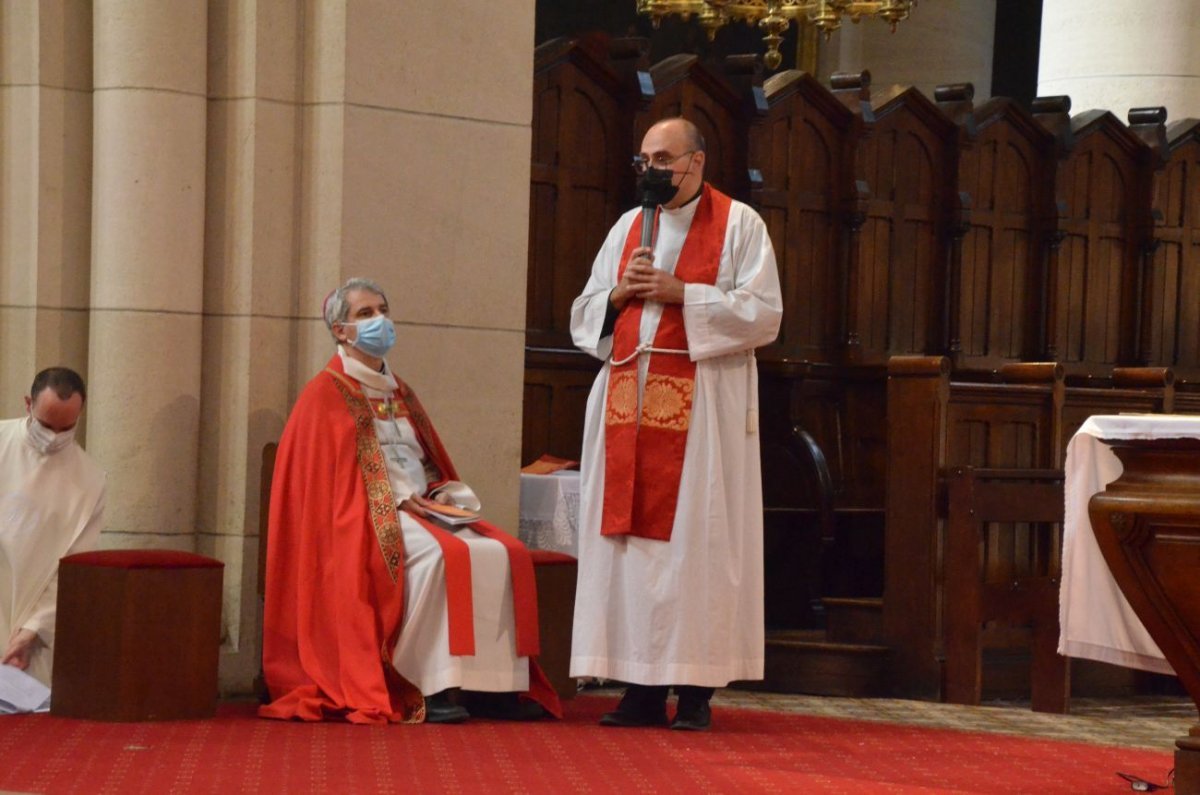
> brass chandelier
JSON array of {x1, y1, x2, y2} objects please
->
[{"x1": 636, "y1": 0, "x2": 918, "y2": 70}]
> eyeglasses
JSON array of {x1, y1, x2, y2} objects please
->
[{"x1": 631, "y1": 150, "x2": 696, "y2": 175}]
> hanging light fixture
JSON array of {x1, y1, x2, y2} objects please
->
[{"x1": 636, "y1": 0, "x2": 918, "y2": 70}]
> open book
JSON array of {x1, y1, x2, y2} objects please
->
[
  {"x1": 423, "y1": 502, "x2": 480, "y2": 527},
  {"x1": 0, "y1": 664, "x2": 50, "y2": 714}
]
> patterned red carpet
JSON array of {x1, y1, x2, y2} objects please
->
[{"x1": 0, "y1": 696, "x2": 1173, "y2": 793}]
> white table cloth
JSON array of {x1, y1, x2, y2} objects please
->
[
  {"x1": 518, "y1": 471, "x2": 580, "y2": 557},
  {"x1": 1059, "y1": 414, "x2": 1200, "y2": 674}
]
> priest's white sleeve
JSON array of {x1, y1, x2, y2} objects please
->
[
  {"x1": 570, "y1": 210, "x2": 639, "y2": 362},
  {"x1": 683, "y1": 204, "x2": 783, "y2": 361},
  {"x1": 21, "y1": 490, "x2": 105, "y2": 647}
]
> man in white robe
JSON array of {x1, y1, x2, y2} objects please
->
[
  {"x1": 0, "y1": 368, "x2": 105, "y2": 690},
  {"x1": 569, "y1": 118, "x2": 783, "y2": 730}
]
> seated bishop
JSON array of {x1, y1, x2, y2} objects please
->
[{"x1": 259, "y1": 277, "x2": 560, "y2": 724}]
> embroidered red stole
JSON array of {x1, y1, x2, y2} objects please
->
[{"x1": 601, "y1": 184, "x2": 731, "y2": 541}]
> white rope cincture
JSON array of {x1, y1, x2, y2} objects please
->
[{"x1": 609, "y1": 341, "x2": 690, "y2": 367}]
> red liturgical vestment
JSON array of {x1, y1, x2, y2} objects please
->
[{"x1": 260, "y1": 354, "x2": 560, "y2": 723}]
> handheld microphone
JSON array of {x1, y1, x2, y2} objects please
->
[
  {"x1": 640, "y1": 205, "x2": 655, "y2": 249},
  {"x1": 636, "y1": 168, "x2": 678, "y2": 252}
]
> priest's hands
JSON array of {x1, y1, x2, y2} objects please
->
[
  {"x1": 400, "y1": 492, "x2": 453, "y2": 518},
  {"x1": 2, "y1": 628, "x2": 38, "y2": 670},
  {"x1": 612, "y1": 248, "x2": 685, "y2": 308}
]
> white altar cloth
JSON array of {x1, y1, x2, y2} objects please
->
[
  {"x1": 518, "y1": 471, "x2": 580, "y2": 557},
  {"x1": 1059, "y1": 414, "x2": 1200, "y2": 674}
]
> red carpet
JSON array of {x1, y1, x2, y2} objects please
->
[{"x1": 0, "y1": 696, "x2": 1173, "y2": 793}]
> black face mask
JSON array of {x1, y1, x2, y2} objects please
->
[{"x1": 637, "y1": 166, "x2": 679, "y2": 208}]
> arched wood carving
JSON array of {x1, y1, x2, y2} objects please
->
[
  {"x1": 1148, "y1": 120, "x2": 1200, "y2": 382},
  {"x1": 954, "y1": 98, "x2": 1056, "y2": 370},
  {"x1": 527, "y1": 36, "x2": 638, "y2": 350},
  {"x1": 852, "y1": 89, "x2": 956, "y2": 362},
  {"x1": 750, "y1": 71, "x2": 855, "y2": 364},
  {"x1": 1045, "y1": 111, "x2": 1152, "y2": 373}
]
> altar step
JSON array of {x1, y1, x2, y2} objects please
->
[
  {"x1": 750, "y1": 596, "x2": 891, "y2": 697},
  {"x1": 752, "y1": 594, "x2": 1183, "y2": 701},
  {"x1": 823, "y1": 596, "x2": 884, "y2": 644}
]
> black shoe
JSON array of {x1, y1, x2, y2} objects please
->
[
  {"x1": 598, "y1": 684, "x2": 669, "y2": 727},
  {"x1": 670, "y1": 686, "x2": 713, "y2": 731},
  {"x1": 464, "y1": 691, "x2": 547, "y2": 721},
  {"x1": 424, "y1": 691, "x2": 469, "y2": 724}
]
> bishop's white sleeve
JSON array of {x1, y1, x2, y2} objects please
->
[
  {"x1": 22, "y1": 487, "x2": 106, "y2": 646},
  {"x1": 571, "y1": 211, "x2": 638, "y2": 362},
  {"x1": 427, "y1": 481, "x2": 482, "y2": 513},
  {"x1": 682, "y1": 204, "x2": 783, "y2": 361}
]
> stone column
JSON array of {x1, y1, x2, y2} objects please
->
[
  {"x1": 819, "y1": 0, "x2": 997, "y2": 101},
  {"x1": 200, "y1": 0, "x2": 304, "y2": 693},
  {"x1": 1038, "y1": 0, "x2": 1200, "y2": 119},
  {"x1": 87, "y1": 2, "x2": 207, "y2": 549},
  {"x1": 0, "y1": 2, "x2": 93, "y2": 410}
]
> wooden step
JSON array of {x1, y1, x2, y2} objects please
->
[
  {"x1": 752, "y1": 629, "x2": 891, "y2": 697},
  {"x1": 822, "y1": 596, "x2": 883, "y2": 644}
]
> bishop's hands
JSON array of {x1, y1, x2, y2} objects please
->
[
  {"x1": 2, "y1": 628, "x2": 38, "y2": 671},
  {"x1": 399, "y1": 491, "x2": 454, "y2": 518},
  {"x1": 611, "y1": 247, "x2": 685, "y2": 309}
]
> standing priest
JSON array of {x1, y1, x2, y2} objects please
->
[{"x1": 569, "y1": 117, "x2": 783, "y2": 731}]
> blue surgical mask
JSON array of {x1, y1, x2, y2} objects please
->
[{"x1": 347, "y1": 314, "x2": 397, "y2": 358}]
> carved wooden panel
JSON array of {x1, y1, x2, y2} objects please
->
[
  {"x1": 954, "y1": 100, "x2": 1055, "y2": 369},
  {"x1": 945, "y1": 385, "x2": 1058, "y2": 470},
  {"x1": 527, "y1": 39, "x2": 634, "y2": 350},
  {"x1": 855, "y1": 90, "x2": 955, "y2": 362},
  {"x1": 1046, "y1": 112, "x2": 1150, "y2": 372},
  {"x1": 1147, "y1": 122, "x2": 1200, "y2": 380},
  {"x1": 751, "y1": 72, "x2": 853, "y2": 363},
  {"x1": 522, "y1": 352, "x2": 601, "y2": 464}
]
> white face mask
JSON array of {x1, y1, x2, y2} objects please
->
[{"x1": 26, "y1": 416, "x2": 76, "y2": 455}]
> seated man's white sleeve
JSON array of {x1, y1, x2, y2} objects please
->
[
  {"x1": 428, "y1": 481, "x2": 481, "y2": 513},
  {"x1": 22, "y1": 491, "x2": 106, "y2": 647}
]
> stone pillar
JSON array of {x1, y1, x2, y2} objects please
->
[
  {"x1": 200, "y1": 0, "x2": 303, "y2": 692},
  {"x1": 87, "y1": 2, "x2": 207, "y2": 549},
  {"x1": 1038, "y1": 0, "x2": 1200, "y2": 119},
  {"x1": 0, "y1": 2, "x2": 93, "y2": 411},
  {"x1": 819, "y1": 0, "x2": 997, "y2": 101}
]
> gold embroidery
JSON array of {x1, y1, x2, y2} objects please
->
[
  {"x1": 605, "y1": 371, "x2": 639, "y2": 426},
  {"x1": 328, "y1": 371, "x2": 404, "y2": 582},
  {"x1": 369, "y1": 398, "x2": 409, "y2": 420},
  {"x1": 640, "y1": 374, "x2": 693, "y2": 431}
]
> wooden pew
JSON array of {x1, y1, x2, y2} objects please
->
[
  {"x1": 886, "y1": 356, "x2": 1062, "y2": 697},
  {"x1": 942, "y1": 466, "x2": 1067, "y2": 713}
]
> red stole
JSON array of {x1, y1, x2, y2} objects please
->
[{"x1": 602, "y1": 185, "x2": 731, "y2": 541}]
